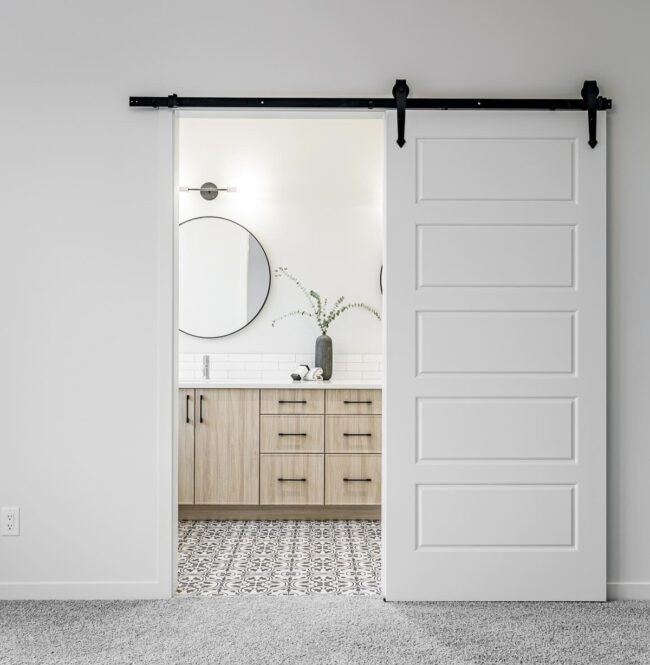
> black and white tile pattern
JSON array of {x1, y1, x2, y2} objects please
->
[{"x1": 177, "y1": 520, "x2": 381, "y2": 596}]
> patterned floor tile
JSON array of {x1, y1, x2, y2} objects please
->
[{"x1": 177, "y1": 520, "x2": 381, "y2": 596}]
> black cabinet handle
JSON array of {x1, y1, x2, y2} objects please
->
[
  {"x1": 278, "y1": 433, "x2": 307, "y2": 437},
  {"x1": 185, "y1": 394, "x2": 190, "y2": 424},
  {"x1": 278, "y1": 478, "x2": 307, "y2": 482},
  {"x1": 343, "y1": 400, "x2": 372, "y2": 404},
  {"x1": 199, "y1": 394, "x2": 204, "y2": 423},
  {"x1": 343, "y1": 433, "x2": 372, "y2": 437},
  {"x1": 343, "y1": 478, "x2": 372, "y2": 482},
  {"x1": 279, "y1": 400, "x2": 307, "y2": 404}
]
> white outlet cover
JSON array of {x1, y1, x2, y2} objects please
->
[{"x1": 1, "y1": 507, "x2": 20, "y2": 536}]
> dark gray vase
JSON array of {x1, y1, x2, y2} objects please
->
[{"x1": 315, "y1": 334, "x2": 333, "y2": 380}]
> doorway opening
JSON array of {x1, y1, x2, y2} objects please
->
[{"x1": 174, "y1": 112, "x2": 385, "y2": 596}]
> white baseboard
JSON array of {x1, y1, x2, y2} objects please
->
[
  {"x1": 0, "y1": 581, "x2": 172, "y2": 601},
  {"x1": 607, "y1": 582, "x2": 650, "y2": 600}
]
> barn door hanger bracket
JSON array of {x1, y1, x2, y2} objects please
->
[
  {"x1": 392, "y1": 79, "x2": 410, "y2": 148},
  {"x1": 581, "y1": 80, "x2": 607, "y2": 149}
]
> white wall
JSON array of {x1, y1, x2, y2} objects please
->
[
  {"x1": 1, "y1": 0, "x2": 649, "y2": 599},
  {"x1": 178, "y1": 117, "x2": 383, "y2": 356}
]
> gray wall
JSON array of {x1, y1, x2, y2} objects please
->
[{"x1": 1, "y1": 0, "x2": 648, "y2": 598}]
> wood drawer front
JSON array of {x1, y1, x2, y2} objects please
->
[
  {"x1": 325, "y1": 454, "x2": 381, "y2": 505},
  {"x1": 260, "y1": 454, "x2": 324, "y2": 505},
  {"x1": 325, "y1": 415, "x2": 381, "y2": 453},
  {"x1": 261, "y1": 389, "x2": 325, "y2": 415},
  {"x1": 261, "y1": 415, "x2": 324, "y2": 453},
  {"x1": 326, "y1": 389, "x2": 382, "y2": 415}
]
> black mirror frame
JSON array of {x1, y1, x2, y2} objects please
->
[{"x1": 178, "y1": 215, "x2": 272, "y2": 339}]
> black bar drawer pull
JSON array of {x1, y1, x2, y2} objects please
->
[
  {"x1": 278, "y1": 433, "x2": 307, "y2": 437},
  {"x1": 185, "y1": 394, "x2": 190, "y2": 424},
  {"x1": 343, "y1": 478, "x2": 372, "y2": 482},
  {"x1": 343, "y1": 400, "x2": 372, "y2": 404},
  {"x1": 199, "y1": 394, "x2": 204, "y2": 423},
  {"x1": 279, "y1": 400, "x2": 307, "y2": 404},
  {"x1": 278, "y1": 478, "x2": 307, "y2": 482},
  {"x1": 343, "y1": 433, "x2": 372, "y2": 437}
]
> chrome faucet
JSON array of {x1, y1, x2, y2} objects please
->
[{"x1": 202, "y1": 355, "x2": 210, "y2": 381}]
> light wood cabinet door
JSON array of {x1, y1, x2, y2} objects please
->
[
  {"x1": 325, "y1": 454, "x2": 381, "y2": 505},
  {"x1": 178, "y1": 389, "x2": 195, "y2": 505},
  {"x1": 194, "y1": 389, "x2": 260, "y2": 504},
  {"x1": 260, "y1": 415, "x2": 324, "y2": 453},
  {"x1": 326, "y1": 389, "x2": 382, "y2": 415},
  {"x1": 260, "y1": 454, "x2": 324, "y2": 505},
  {"x1": 325, "y1": 415, "x2": 382, "y2": 453},
  {"x1": 260, "y1": 389, "x2": 325, "y2": 415}
]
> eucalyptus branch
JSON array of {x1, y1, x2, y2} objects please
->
[
  {"x1": 272, "y1": 268, "x2": 381, "y2": 335},
  {"x1": 274, "y1": 267, "x2": 318, "y2": 318},
  {"x1": 271, "y1": 309, "x2": 314, "y2": 327},
  {"x1": 322, "y1": 301, "x2": 381, "y2": 333}
]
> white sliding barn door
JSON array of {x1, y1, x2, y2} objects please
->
[{"x1": 383, "y1": 111, "x2": 606, "y2": 600}]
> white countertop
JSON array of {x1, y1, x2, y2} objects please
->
[{"x1": 179, "y1": 379, "x2": 382, "y2": 390}]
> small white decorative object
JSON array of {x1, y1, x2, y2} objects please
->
[
  {"x1": 304, "y1": 367, "x2": 323, "y2": 381},
  {"x1": 290, "y1": 364, "x2": 309, "y2": 381}
]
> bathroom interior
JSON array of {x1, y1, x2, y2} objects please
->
[{"x1": 176, "y1": 114, "x2": 384, "y2": 595}]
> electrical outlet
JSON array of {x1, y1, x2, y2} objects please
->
[{"x1": 1, "y1": 507, "x2": 20, "y2": 536}]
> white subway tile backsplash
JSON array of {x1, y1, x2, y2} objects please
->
[
  {"x1": 208, "y1": 370, "x2": 229, "y2": 380},
  {"x1": 333, "y1": 362, "x2": 380, "y2": 371},
  {"x1": 277, "y1": 361, "x2": 300, "y2": 371},
  {"x1": 341, "y1": 354, "x2": 364, "y2": 362},
  {"x1": 262, "y1": 353, "x2": 297, "y2": 362},
  {"x1": 355, "y1": 362, "x2": 381, "y2": 371},
  {"x1": 179, "y1": 352, "x2": 382, "y2": 381},
  {"x1": 260, "y1": 370, "x2": 294, "y2": 380},
  {"x1": 245, "y1": 361, "x2": 279, "y2": 371},
  {"x1": 227, "y1": 370, "x2": 263, "y2": 379},
  {"x1": 327, "y1": 370, "x2": 358, "y2": 380},
  {"x1": 363, "y1": 354, "x2": 383, "y2": 363},
  {"x1": 211, "y1": 361, "x2": 247, "y2": 371}
]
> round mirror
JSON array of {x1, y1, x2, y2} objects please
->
[{"x1": 179, "y1": 216, "x2": 271, "y2": 338}]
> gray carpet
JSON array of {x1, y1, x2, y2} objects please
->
[{"x1": 1, "y1": 597, "x2": 649, "y2": 665}]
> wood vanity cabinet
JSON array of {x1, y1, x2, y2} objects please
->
[{"x1": 180, "y1": 387, "x2": 381, "y2": 517}]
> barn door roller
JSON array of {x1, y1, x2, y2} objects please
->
[{"x1": 130, "y1": 79, "x2": 612, "y2": 149}]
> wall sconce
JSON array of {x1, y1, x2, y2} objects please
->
[{"x1": 179, "y1": 182, "x2": 238, "y2": 201}]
